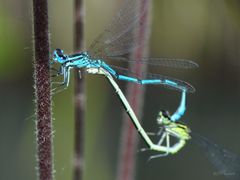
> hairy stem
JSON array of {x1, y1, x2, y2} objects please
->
[
  {"x1": 73, "y1": 0, "x2": 85, "y2": 179},
  {"x1": 32, "y1": 0, "x2": 53, "y2": 180}
]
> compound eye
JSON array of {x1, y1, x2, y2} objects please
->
[
  {"x1": 56, "y1": 49, "x2": 67, "y2": 60},
  {"x1": 161, "y1": 110, "x2": 170, "y2": 118},
  {"x1": 55, "y1": 48, "x2": 62, "y2": 55}
]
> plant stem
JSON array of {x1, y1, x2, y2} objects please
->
[
  {"x1": 32, "y1": 0, "x2": 53, "y2": 180},
  {"x1": 116, "y1": 0, "x2": 152, "y2": 180},
  {"x1": 73, "y1": 0, "x2": 85, "y2": 179}
]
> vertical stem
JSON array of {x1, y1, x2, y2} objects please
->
[
  {"x1": 116, "y1": 0, "x2": 152, "y2": 180},
  {"x1": 32, "y1": 0, "x2": 53, "y2": 180},
  {"x1": 73, "y1": 0, "x2": 85, "y2": 180}
]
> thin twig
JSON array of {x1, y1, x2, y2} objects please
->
[
  {"x1": 73, "y1": 0, "x2": 85, "y2": 179},
  {"x1": 116, "y1": 0, "x2": 152, "y2": 180},
  {"x1": 32, "y1": 0, "x2": 53, "y2": 180}
]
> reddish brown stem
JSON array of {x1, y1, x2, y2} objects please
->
[
  {"x1": 73, "y1": 0, "x2": 85, "y2": 180},
  {"x1": 116, "y1": 0, "x2": 151, "y2": 180},
  {"x1": 32, "y1": 0, "x2": 53, "y2": 180}
]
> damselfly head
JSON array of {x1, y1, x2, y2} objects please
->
[
  {"x1": 52, "y1": 48, "x2": 67, "y2": 63},
  {"x1": 157, "y1": 110, "x2": 170, "y2": 125}
]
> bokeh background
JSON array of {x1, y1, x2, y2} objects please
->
[{"x1": 1, "y1": 0, "x2": 240, "y2": 179}]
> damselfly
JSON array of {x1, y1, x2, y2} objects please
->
[
  {"x1": 51, "y1": 0, "x2": 198, "y2": 122},
  {"x1": 147, "y1": 113, "x2": 240, "y2": 178}
]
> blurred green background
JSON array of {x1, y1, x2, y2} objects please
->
[{"x1": 1, "y1": 0, "x2": 240, "y2": 179}]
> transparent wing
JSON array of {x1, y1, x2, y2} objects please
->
[
  {"x1": 109, "y1": 65, "x2": 195, "y2": 93},
  {"x1": 105, "y1": 56, "x2": 199, "y2": 69},
  {"x1": 192, "y1": 132, "x2": 240, "y2": 180},
  {"x1": 88, "y1": 0, "x2": 149, "y2": 58}
]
